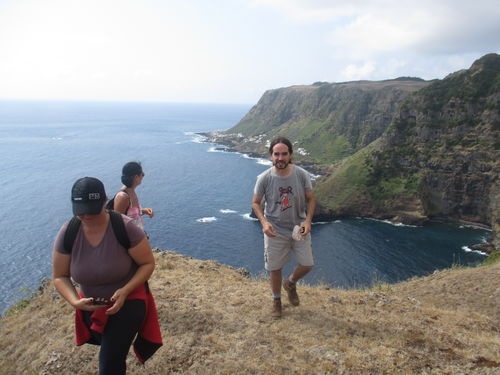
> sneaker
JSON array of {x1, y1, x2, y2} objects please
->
[
  {"x1": 283, "y1": 279, "x2": 300, "y2": 306},
  {"x1": 271, "y1": 298, "x2": 282, "y2": 318}
]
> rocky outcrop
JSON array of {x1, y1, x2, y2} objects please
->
[{"x1": 382, "y1": 55, "x2": 498, "y2": 223}]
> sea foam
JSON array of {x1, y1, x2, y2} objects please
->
[
  {"x1": 461, "y1": 246, "x2": 487, "y2": 256},
  {"x1": 242, "y1": 213, "x2": 258, "y2": 221},
  {"x1": 196, "y1": 217, "x2": 217, "y2": 223}
]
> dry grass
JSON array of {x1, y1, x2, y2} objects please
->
[{"x1": 1, "y1": 250, "x2": 499, "y2": 374}]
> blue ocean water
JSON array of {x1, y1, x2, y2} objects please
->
[{"x1": 0, "y1": 100, "x2": 489, "y2": 314}]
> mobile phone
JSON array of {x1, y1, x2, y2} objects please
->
[{"x1": 92, "y1": 298, "x2": 110, "y2": 305}]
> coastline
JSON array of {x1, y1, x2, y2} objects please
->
[
  {"x1": 197, "y1": 131, "x2": 496, "y2": 254},
  {"x1": 197, "y1": 131, "x2": 326, "y2": 176}
]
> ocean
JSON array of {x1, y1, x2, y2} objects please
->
[{"x1": 0, "y1": 100, "x2": 489, "y2": 314}]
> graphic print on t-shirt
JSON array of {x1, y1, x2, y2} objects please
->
[{"x1": 279, "y1": 186, "x2": 293, "y2": 211}]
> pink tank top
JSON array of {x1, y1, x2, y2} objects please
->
[{"x1": 127, "y1": 205, "x2": 144, "y2": 230}]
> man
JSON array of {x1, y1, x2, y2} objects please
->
[{"x1": 252, "y1": 137, "x2": 316, "y2": 318}]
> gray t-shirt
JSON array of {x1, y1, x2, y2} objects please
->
[
  {"x1": 254, "y1": 165, "x2": 313, "y2": 236},
  {"x1": 53, "y1": 214, "x2": 145, "y2": 300}
]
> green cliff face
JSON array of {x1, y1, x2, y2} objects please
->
[
  {"x1": 228, "y1": 79, "x2": 429, "y2": 166},
  {"x1": 316, "y1": 54, "x2": 500, "y2": 244}
]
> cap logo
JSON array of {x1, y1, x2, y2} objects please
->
[{"x1": 89, "y1": 193, "x2": 101, "y2": 200}]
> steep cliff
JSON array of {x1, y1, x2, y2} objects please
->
[
  {"x1": 316, "y1": 54, "x2": 499, "y2": 247},
  {"x1": 225, "y1": 78, "x2": 429, "y2": 165}
]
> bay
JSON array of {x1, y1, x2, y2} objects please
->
[{"x1": 0, "y1": 100, "x2": 489, "y2": 314}]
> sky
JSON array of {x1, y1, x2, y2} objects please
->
[{"x1": 0, "y1": 0, "x2": 499, "y2": 104}]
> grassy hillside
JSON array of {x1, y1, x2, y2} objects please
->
[
  {"x1": 1, "y1": 251, "x2": 499, "y2": 374},
  {"x1": 314, "y1": 139, "x2": 426, "y2": 223}
]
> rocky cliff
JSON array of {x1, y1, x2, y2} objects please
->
[
  {"x1": 315, "y1": 54, "x2": 499, "y2": 250},
  {"x1": 221, "y1": 78, "x2": 429, "y2": 165}
]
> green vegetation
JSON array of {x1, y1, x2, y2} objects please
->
[
  {"x1": 391, "y1": 76, "x2": 425, "y2": 82},
  {"x1": 418, "y1": 53, "x2": 500, "y2": 111},
  {"x1": 3, "y1": 286, "x2": 39, "y2": 317},
  {"x1": 4, "y1": 298, "x2": 31, "y2": 317},
  {"x1": 315, "y1": 142, "x2": 377, "y2": 211},
  {"x1": 369, "y1": 174, "x2": 422, "y2": 202},
  {"x1": 482, "y1": 251, "x2": 500, "y2": 265},
  {"x1": 315, "y1": 134, "x2": 427, "y2": 216},
  {"x1": 301, "y1": 133, "x2": 354, "y2": 164}
]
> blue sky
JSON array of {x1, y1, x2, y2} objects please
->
[{"x1": 1, "y1": 0, "x2": 499, "y2": 104}]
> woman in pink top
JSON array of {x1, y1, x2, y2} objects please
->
[{"x1": 112, "y1": 162, "x2": 154, "y2": 231}]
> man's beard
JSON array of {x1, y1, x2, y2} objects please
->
[{"x1": 274, "y1": 160, "x2": 289, "y2": 169}]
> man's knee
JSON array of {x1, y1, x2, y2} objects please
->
[
  {"x1": 300, "y1": 265, "x2": 313, "y2": 273},
  {"x1": 269, "y1": 269, "x2": 282, "y2": 277}
]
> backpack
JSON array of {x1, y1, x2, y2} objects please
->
[
  {"x1": 105, "y1": 190, "x2": 130, "y2": 212},
  {"x1": 63, "y1": 210, "x2": 131, "y2": 252}
]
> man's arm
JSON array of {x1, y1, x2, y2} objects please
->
[
  {"x1": 252, "y1": 194, "x2": 277, "y2": 237},
  {"x1": 300, "y1": 190, "x2": 316, "y2": 236}
]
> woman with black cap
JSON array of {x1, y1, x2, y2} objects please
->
[
  {"x1": 110, "y1": 161, "x2": 154, "y2": 231},
  {"x1": 51, "y1": 177, "x2": 162, "y2": 375}
]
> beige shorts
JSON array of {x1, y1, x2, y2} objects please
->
[{"x1": 264, "y1": 233, "x2": 314, "y2": 271}]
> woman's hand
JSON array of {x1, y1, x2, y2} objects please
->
[
  {"x1": 72, "y1": 297, "x2": 105, "y2": 312},
  {"x1": 105, "y1": 288, "x2": 127, "y2": 315},
  {"x1": 142, "y1": 207, "x2": 154, "y2": 218},
  {"x1": 104, "y1": 237, "x2": 155, "y2": 315}
]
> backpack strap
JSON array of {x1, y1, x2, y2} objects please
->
[
  {"x1": 63, "y1": 216, "x2": 82, "y2": 253},
  {"x1": 108, "y1": 210, "x2": 131, "y2": 249},
  {"x1": 63, "y1": 211, "x2": 131, "y2": 253}
]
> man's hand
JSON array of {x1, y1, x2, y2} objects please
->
[
  {"x1": 300, "y1": 221, "x2": 312, "y2": 236},
  {"x1": 262, "y1": 221, "x2": 277, "y2": 237}
]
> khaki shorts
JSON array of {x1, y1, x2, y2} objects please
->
[{"x1": 264, "y1": 233, "x2": 314, "y2": 271}]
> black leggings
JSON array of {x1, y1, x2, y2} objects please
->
[{"x1": 84, "y1": 299, "x2": 146, "y2": 375}]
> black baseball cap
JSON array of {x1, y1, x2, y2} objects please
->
[{"x1": 71, "y1": 177, "x2": 106, "y2": 216}]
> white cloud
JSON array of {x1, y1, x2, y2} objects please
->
[
  {"x1": 0, "y1": 0, "x2": 498, "y2": 103},
  {"x1": 340, "y1": 61, "x2": 375, "y2": 81},
  {"x1": 253, "y1": 0, "x2": 500, "y2": 57},
  {"x1": 251, "y1": 0, "x2": 500, "y2": 83},
  {"x1": 0, "y1": 0, "x2": 232, "y2": 101},
  {"x1": 249, "y1": 0, "x2": 356, "y2": 23},
  {"x1": 327, "y1": 14, "x2": 424, "y2": 59}
]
